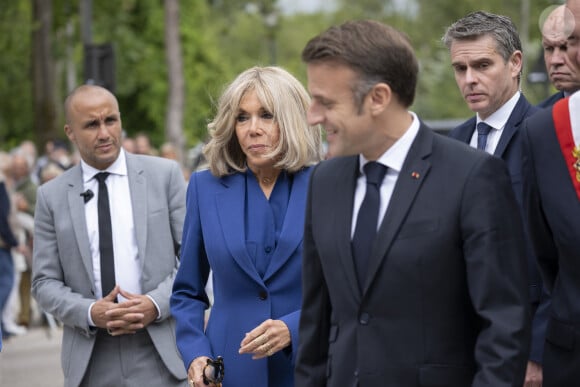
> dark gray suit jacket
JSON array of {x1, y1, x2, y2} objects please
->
[{"x1": 296, "y1": 123, "x2": 531, "y2": 387}]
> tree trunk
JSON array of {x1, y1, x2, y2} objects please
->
[
  {"x1": 164, "y1": 0, "x2": 185, "y2": 165},
  {"x1": 32, "y1": 0, "x2": 59, "y2": 149}
]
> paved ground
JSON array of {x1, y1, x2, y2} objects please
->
[{"x1": 0, "y1": 326, "x2": 64, "y2": 387}]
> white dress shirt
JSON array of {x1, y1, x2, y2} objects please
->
[
  {"x1": 351, "y1": 111, "x2": 421, "y2": 238},
  {"x1": 471, "y1": 91, "x2": 520, "y2": 154},
  {"x1": 81, "y1": 150, "x2": 160, "y2": 325},
  {"x1": 570, "y1": 91, "x2": 580, "y2": 146}
]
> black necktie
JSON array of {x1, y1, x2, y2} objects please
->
[
  {"x1": 352, "y1": 162, "x2": 387, "y2": 290},
  {"x1": 476, "y1": 122, "x2": 493, "y2": 151},
  {"x1": 95, "y1": 172, "x2": 116, "y2": 297}
]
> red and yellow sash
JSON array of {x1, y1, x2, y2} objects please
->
[{"x1": 553, "y1": 96, "x2": 580, "y2": 201}]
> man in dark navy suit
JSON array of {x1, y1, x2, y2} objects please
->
[
  {"x1": 443, "y1": 11, "x2": 549, "y2": 386},
  {"x1": 296, "y1": 19, "x2": 530, "y2": 387}
]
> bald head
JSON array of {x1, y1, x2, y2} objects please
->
[
  {"x1": 566, "y1": 0, "x2": 580, "y2": 36},
  {"x1": 566, "y1": 0, "x2": 580, "y2": 32},
  {"x1": 64, "y1": 85, "x2": 119, "y2": 125},
  {"x1": 543, "y1": 6, "x2": 575, "y2": 41},
  {"x1": 567, "y1": 0, "x2": 580, "y2": 70},
  {"x1": 63, "y1": 84, "x2": 122, "y2": 170},
  {"x1": 11, "y1": 153, "x2": 30, "y2": 180},
  {"x1": 568, "y1": 0, "x2": 580, "y2": 12}
]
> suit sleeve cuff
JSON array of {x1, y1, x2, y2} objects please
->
[
  {"x1": 88, "y1": 301, "x2": 96, "y2": 326},
  {"x1": 146, "y1": 295, "x2": 162, "y2": 321}
]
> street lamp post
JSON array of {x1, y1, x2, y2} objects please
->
[
  {"x1": 245, "y1": 2, "x2": 279, "y2": 65},
  {"x1": 264, "y1": 10, "x2": 278, "y2": 64}
]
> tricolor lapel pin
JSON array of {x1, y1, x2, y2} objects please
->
[{"x1": 411, "y1": 172, "x2": 420, "y2": 179}]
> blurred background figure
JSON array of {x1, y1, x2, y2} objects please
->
[
  {"x1": 39, "y1": 161, "x2": 65, "y2": 184},
  {"x1": 2, "y1": 206, "x2": 33, "y2": 337},
  {"x1": 35, "y1": 139, "x2": 73, "y2": 184},
  {"x1": 122, "y1": 133, "x2": 136, "y2": 154},
  {"x1": 9, "y1": 148, "x2": 37, "y2": 331},
  {"x1": 135, "y1": 132, "x2": 157, "y2": 155},
  {"x1": 0, "y1": 152, "x2": 29, "y2": 340},
  {"x1": 18, "y1": 140, "x2": 39, "y2": 185},
  {"x1": 11, "y1": 151, "x2": 37, "y2": 216},
  {"x1": 50, "y1": 139, "x2": 73, "y2": 170},
  {"x1": 34, "y1": 139, "x2": 55, "y2": 184},
  {"x1": 160, "y1": 142, "x2": 191, "y2": 182},
  {"x1": 187, "y1": 141, "x2": 208, "y2": 172},
  {"x1": 160, "y1": 142, "x2": 179, "y2": 160}
]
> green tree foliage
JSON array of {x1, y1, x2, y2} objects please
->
[
  {"x1": 90, "y1": 0, "x2": 226, "y2": 146},
  {"x1": 411, "y1": 0, "x2": 555, "y2": 117},
  {"x1": 0, "y1": 0, "x2": 563, "y2": 151},
  {"x1": 0, "y1": 0, "x2": 227, "y2": 151},
  {"x1": 0, "y1": 2, "x2": 33, "y2": 149},
  {"x1": 332, "y1": 0, "x2": 556, "y2": 119}
]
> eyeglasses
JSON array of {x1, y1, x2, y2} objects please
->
[{"x1": 203, "y1": 356, "x2": 225, "y2": 386}]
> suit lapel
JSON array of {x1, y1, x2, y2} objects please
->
[
  {"x1": 126, "y1": 154, "x2": 148, "y2": 267},
  {"x1": 66, "y1": 165, "x2": 94, "y2": 282},
  {"x1": 364, "y1": 125, "x2": 432, "y2": 293},
  {"x1": 494, "y1": 95, "x2": 532, "y2": 157},
  {"x1": 216, "y1": 173, "x2": 262, "y2": 282},
  {"x1": 331, "y1": 157, "x2": 363, "y2": 297},
  {"x1": 263, "y1": 168, "x2": 310, "y2": 281},
  {"x1": 453, "y1": 117, "x2": 476, "y2": 144}
]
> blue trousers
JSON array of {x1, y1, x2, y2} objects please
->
[{"x1": 0, "y1": 247, "x2": 14, "y2": 335}]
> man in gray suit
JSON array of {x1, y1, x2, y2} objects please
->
[{"x1": 32, "y1": 85, "x2": 187, "y2": 387}]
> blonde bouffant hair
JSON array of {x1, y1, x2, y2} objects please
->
[{"x1": 203, "y1": 66, "x2": 323, "y2": 176}]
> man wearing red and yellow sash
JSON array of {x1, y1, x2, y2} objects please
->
[{"x1": 522, "y1": 3, "x2": 580, "y2": 385}]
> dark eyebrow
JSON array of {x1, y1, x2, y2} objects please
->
[
  {"x1": 456, "y1": 57, "x2": 492, "y2": 68},
  {"x1": 83, "y1": 119, "x2": 99, "y2": 128}
]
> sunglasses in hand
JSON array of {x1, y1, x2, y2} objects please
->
[{"x1": 203, "y1": 356, "x2": 224, "y2": 386}]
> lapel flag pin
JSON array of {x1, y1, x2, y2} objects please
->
[{"x1": 411, "y1": 172, "x2": 420, "y2": 179}]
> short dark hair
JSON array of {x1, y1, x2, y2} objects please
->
[
  {"x1": 302, "y1": 19, "x2": 418, "y2": 109},
  {"x1": 442, "y1": 11, "x2": 522, "y2": 63}
]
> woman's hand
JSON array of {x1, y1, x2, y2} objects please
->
[
  {"x1": 238, "y1": 319, "x2": 291, "y2": 359},
  {"x1": 188, "y1": 356, "x2": 219, "y2": 387}
]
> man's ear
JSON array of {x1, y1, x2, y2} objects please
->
[
  {"x1": 368, "y1": 83, "x2": 392, "y2": 116},
  {"x1": 510, "y1": 50, "x2": 523, "y2": 78},
  {"x1": 64, "y1": 125, "x2": 74, "y2": 142}
]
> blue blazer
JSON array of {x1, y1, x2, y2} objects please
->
[
  {"x1": 171, "y1": 167, "x2": 312, "y2": 387},
  {"x1": 449, "y1": 94, "x2": 549, "y2": 363}
]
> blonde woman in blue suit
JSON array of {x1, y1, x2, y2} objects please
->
[{"x1": 171, "y1": 66, "x2": 323, "y2": 387}]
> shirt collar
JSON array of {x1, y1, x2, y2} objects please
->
[
  {"x1": 359, "y1": 111, "x2": 421, "y2": 174},
  {"x1": 476, "y1": 91, "x2": 520, "y2": 131},
  {"x1": 81, "y1": 148, "x2": 128, "y2": 183}
]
